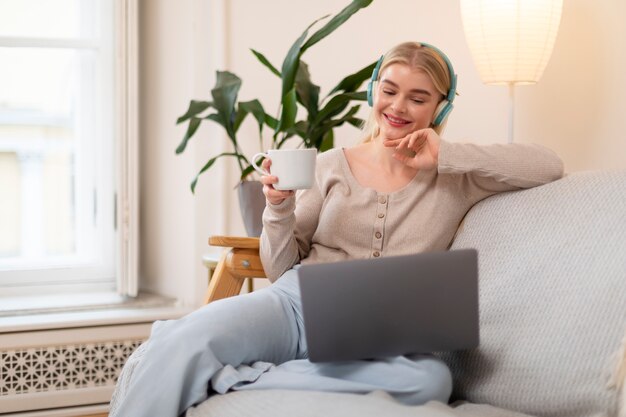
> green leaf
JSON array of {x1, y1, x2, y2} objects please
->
[
  {"x1": 319, "y1": 129, "x2": 334, "y2": 152},
  {"x1": 191, "y1": 152, "x2": 248, "y2": 193},
  {"x1": 176, "y1": 117, "x2": 201, "y2": 154},
  {"x1": 346, "y1": 91, "x2": 368, "y2": 101},
  {"x1": 280, "y1": 14, "x2": 329, "y2": 101},
  {"x1": 233, "y1": 106, "x2": 249, "y2": 134},
  {"x1": 347, "y1": 116, "x2": 365, "y2": 129},
  {"x1": 239, "y1": 99, "x2": 267, "y2": 148},
  {"x1": 295, "y1": 61, "x2": 320, "y2": 121},
  {"x1": 251, "y1": 49, "x2": 281, "y2": 77},
  {"x1": 211, "y1": 71, "x2": 242, "y2": 139},
  {"x1": 301, "y1": 0, "x2": 373, "y2": 52},
  {"x1": 331, "y1": 104, "x2": 361, "y2": 126},
  {"x1": 240, "y1": 164, "x2": 256, "y2": 181},
  {"x1": 203, "y1": 112, "x2": 243, "y2": 168},
  {"x1": 327, "y1": 61, "x2": 378, "y2": 97},
  {"x1": 313, "y1": 92, "x2": 364, "y2": 126},
  {"x1": 204, "y1": 113, "x2": 225, "y2": 127},
  {"x1": 264, "y1": 113, "x2": 279, "y2": 130},
  {"x1": 277, "y1": 0, "x2": 373, "y2": 140},
  {"x1": 275, "y1": 87, "x2": 298, "y2": 133},
  {"x1": 177, "y1": 100, "x2": 212, "y2": 124},
  {"x1": 285, "y1": 120, "x2": 309, "y2": 142},
  {"x1": 294, "y1": 120, "x2": 309, "y2": 138},
  {"x1": 313, "y1": 105, "x2": 361, "y2": 148},
  {"x1": 239, "y1": 99, "x2": 266, "y2": 134}
]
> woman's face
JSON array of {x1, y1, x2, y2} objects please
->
[{"x1": 374, "y1": 63, "x2": 442, "y2": 140}]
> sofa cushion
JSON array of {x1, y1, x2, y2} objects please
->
[
  {"x1": 452, "y1": 401, "x2": 537, "y2": 417},
  {"x1": 187, "y1": 390, "x2": 544, "y2": 417},
  {"x1": 185, "y1": 390, "x2": 460, "y2": 417},
  {"x1": 441, "y1": 170, "x2": 626, "y2": 417}
]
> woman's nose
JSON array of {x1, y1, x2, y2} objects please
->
[{"x1": 391, "y1": 98, "x2": 406, "y2": 113}]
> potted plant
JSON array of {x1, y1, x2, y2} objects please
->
[{"x1": 176, "y1": 0, "x2": 375, "y2": 236}]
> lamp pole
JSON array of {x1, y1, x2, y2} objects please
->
[{"x1": 508, "y1": 82, "x2": 515, "y2": 144}]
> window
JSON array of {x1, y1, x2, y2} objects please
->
[{"x1": 0, "y1": 0, "x2": 138, "y2": 298}]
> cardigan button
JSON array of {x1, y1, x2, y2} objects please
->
[
  {"x1": 378, "y1": 196, "x2": 387, "y2": 204},
  {"x1": 377, "y1": 213, "x2": 385, "y2": 218},
  {"x1": 373, "y1": 251, "x2": 380, "y2": 257},
  {"x1": 375, "y1": 232, "x2": 382, "y2": 239}
]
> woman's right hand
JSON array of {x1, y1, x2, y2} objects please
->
[{"x1": 260, "y1": 157, "x2": 295, "y2": 205}]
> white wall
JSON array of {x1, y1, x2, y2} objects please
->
[
  {"x1": 139, "y1": 0, "x2": 626, "y2": 305},
  {"x1": 516, "y1": 0, "x2": 626, "y2": 172},
  {"x1": 139, "y1": 0, "x2": 230, "y2": 306}
]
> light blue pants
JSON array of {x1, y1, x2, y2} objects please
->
[{"x1": 110, "y1": 269, "x2": 452, "y2": 417}]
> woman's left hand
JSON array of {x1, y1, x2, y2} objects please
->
[{"x1": 383, "y1": 128, "x2": 440, "y2": 170}]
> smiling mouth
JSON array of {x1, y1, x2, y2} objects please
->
[{"x1": 383, "y1": 113, "x2": 410, "y2": 127}]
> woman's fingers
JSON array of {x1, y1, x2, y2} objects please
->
[
  {"x1": 259, "y1": 174, "x2": 278, "y2": 186},
  {"x1": 408, "y1": 131, "x2": 427, "y2": 150},
  {"x1": 263, "y1": 185, "x2": 294, "y2": 205},
  {"x1": 383, "y1": 138, "x2": 402, "y2": 148},
  {"x1": 384, "y1": 130, "x2": 427, "y2": 151},
  {"x1": 383, "y1": 128, "x2": 440, "y2": 170},
  {"x1": 261, "y1": 173, "x2": 294, "y2": 205},
  {"x1": 261, "y1": 157, "x2": 272, "y2": 173},
  {"x1": 273, "y1": 189, "x2": 295, "y2": 199}
]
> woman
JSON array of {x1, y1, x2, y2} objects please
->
[{"x1": 110, "y1": 41, "x2": 563, "y2": 417}]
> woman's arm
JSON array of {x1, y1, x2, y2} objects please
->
[
  {"x1": 385, "y1": 128, "x2": 564, "y2": 202},
  {"x1": 260, "y1": 182, "x2": 323, "y2": 282},
  {"x1": 437, "y1": 139, "x2": 564, "y2": 202}
]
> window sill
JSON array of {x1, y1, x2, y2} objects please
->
[{"x1": 0, "y1": 292, "x2": 193, "y2": 333}]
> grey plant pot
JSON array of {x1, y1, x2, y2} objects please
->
[{"x1": 237, "y1": 180, "x2": 266, "y2": 237}]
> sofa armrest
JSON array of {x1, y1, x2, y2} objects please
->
[{"x1": 204, "y1": 236, "x2": 267, "y2": 304}]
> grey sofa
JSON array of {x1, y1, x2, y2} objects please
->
[{"x1": 185, "y1": 170, "x2": 626, "y2": 417}]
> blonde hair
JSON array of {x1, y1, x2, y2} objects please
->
[{"x1": 361, "y1": 42, "x2": 454, "y2": 142}]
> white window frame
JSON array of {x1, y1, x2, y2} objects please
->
[
  {"x1": 115, "y1": 0, "x2": 139, "y2": 297},
  {"x1": 0, "y1": 0, "x2": 139, "y2": 298}
]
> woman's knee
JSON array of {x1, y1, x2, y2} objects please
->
[
  {"x1": 150, "y1": 288, "x2": 299, "y2": 364},
  {"x1": 398, "y1": 356, "x2": 453, "y2": 406},
  {"x1": 422, "y1": 357, "x2": 453, "y2": 403},
  {"x1": 154, "y1": 290, "x2": 277, "y2": 339}
]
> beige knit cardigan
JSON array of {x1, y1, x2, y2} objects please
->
[{"x1": 260, "y1": 140, "x2": 564, "y2": 282}]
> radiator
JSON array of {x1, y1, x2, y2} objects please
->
[{"x1": 0, "y1": 324, "x2": 150, "y2": 414}]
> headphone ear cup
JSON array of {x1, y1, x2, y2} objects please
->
[
  {"x1": 367, "y1": 55, "x2": 384, "y2": 108},
  {"x1": 432, "y1": 101, "x2": 453, "y2": 126}
]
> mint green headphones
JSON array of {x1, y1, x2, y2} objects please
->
[{"x1": 366, "y1": 42, "x2": 457, "y2": 127}]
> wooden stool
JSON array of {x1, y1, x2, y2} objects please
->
[{"x1": 203, "y1": 236, "x2": 267, "y2": 304}]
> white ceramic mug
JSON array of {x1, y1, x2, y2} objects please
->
[{"x1": 251, "y1": 148, "x2": 317, "y2": 190}]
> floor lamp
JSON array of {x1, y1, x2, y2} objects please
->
[{"x1": 460, "y1": 0, "x2": 563, "y2": 143}]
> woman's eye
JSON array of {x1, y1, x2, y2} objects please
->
[
  {"x1": 411, "y1": 99, "x2": 424, "y2": 104},
  {"x1": 382, "y1": 90, "x2": 395, "y2": 96}
]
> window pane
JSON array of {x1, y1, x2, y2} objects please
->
[
  {"x1": 0, "y1": 0, "x2": 116, "y2": 293},
  {"x1": 0, "y1": 46, "x2": 100, "y2": 269},
  {"x1": 0, "y1": 0, "x2": 98, "y2": 39},
  {"x1": 0, "y1": 48, "x2": 74, "y2": 118}
]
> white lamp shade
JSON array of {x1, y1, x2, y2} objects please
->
[{"x1": 460, "y1": 0, "x2": 563, "y2": 85}]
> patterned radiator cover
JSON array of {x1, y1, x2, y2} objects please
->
[
  {"x1": 1, "y1": 340, "x2": 143, "y2": 397},
  {"x1": 0, "y1": 322, "x2": 150, "y2": 415}
]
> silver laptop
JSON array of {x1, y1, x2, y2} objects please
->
[{"x1": 297, "y1": 249, "x2": 479, "y2": 363}]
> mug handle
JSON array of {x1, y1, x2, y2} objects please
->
[{"x1": 251, "y1": 152, "x2": 269, "y2": 176}]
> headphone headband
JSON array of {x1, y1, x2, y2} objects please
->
[
  {"x1": 366, "y1": 42, "x2": 457, "y2": 127},
  {"x1": 419, "y1": 42, "x2": 457, "y2": 104}
]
